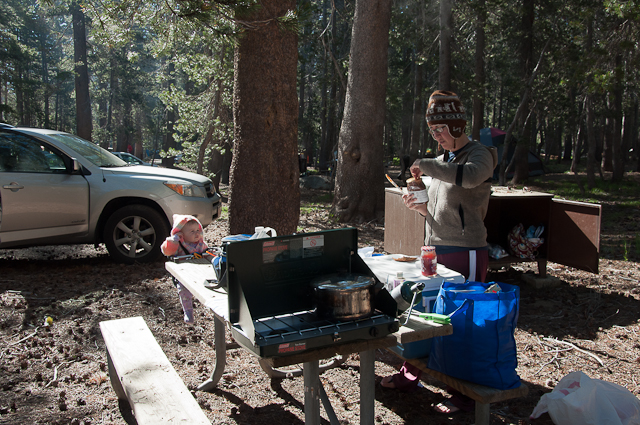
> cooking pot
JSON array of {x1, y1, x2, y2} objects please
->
[{"x1": 311, "y1": 273, "x2": 375, "y2": 320}]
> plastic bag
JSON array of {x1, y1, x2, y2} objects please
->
[
  {"x1": 508, "y1": 223, "x2": 544, "y2": 260},
  {"x1": 530, "y1": 371, "x2": 640, "y2": 425},
  {"x1": 488, "y1": 243, "x2": 509, "y2": 260}
]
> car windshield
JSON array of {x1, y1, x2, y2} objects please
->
[{"x1": 47, "y1": 133, "x2": 127, "y2": 167}]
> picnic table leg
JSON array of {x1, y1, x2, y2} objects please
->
[
  {"x1": 359, "y1": 349, "x2": 375, "y2": 425},
  {"x1": 106, "y1": 348, "x2": 126, "y2": 400},
  {"x1": 475, "y1": 402, "x2": 490, "y2": 425},
  {"x1": 197, "y1": 315, "x2": 226, "y2": 392},
  {"x1": 537, "y1": 258, "x2": 548, "y2": 277},
  {"x1": 303, "y1": 360, "x2": 320, "y2": 425}
]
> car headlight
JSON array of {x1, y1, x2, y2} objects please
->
[{"x1": 164, "y1": 182, "x2": 207, "y2": 198}]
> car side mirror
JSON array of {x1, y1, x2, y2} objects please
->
[{"x1": 71, "y1": 158, "x2": 83, "y2": 175}]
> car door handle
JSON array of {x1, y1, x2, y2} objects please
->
[{"x1": 3, "y1": 182, "x2": 25, "y2": 191}]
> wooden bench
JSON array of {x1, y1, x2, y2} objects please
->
[
  {"x1": 388, "y1": 345, "x2": 528, "y2": 425},
  {"x1": 100, "y1": 316, "x2": 210, "y2": 425}
]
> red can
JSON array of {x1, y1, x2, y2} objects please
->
[{"x1": 421, "y1": 246, "x2": 437, "y2": 276}]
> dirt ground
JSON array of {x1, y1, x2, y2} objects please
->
[{"x1": 1, "y1": 182, "x2": 639, "y2": 425}]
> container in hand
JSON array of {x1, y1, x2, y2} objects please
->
[{"x1": 406, "y1": 177, "x2": 428, "y2": 204}]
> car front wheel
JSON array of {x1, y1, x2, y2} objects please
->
[{"x1": 103, "y1": 205, "x2": 169, "y2": 264}]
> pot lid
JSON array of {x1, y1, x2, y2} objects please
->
[{"x1": 311, "y1": 273, "x2": 374, "y2": 291}]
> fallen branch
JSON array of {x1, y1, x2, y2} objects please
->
[
  {"x1": 534, "y1": 353, "x2": 559, "y2": 376},
  {"x1": 45, "y1": 361, "x2": 71, "y2": 388},
  {"x1": 542, "y1": 347, "x2": 573, "y2": 355},
  {"x1": 9, "y1": 327, "x2": 40, "y2": 346},
  {"x1": 544, "y1": 337, "x2": 604, "y2": 366}
]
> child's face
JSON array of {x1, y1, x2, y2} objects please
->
[{"x1": 181, "y1": 221, "x2": 203, "y2": 244}]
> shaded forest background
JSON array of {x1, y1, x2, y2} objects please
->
[{"x1": 2, "y1": 0, "x2": 640, "y2": 190}]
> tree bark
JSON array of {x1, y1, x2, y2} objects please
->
[
  {"x1": 439, "y1": 0, "x2": 452, "y2": 90},
  {"x1": 611, "y1": 54, "x2": 624, "y2": 182},
  {"x1": 134, "y1": 107, "x2": 143, "y2": 159},
  {"x1": 410, "y1": 60, "x2": 424, "y2": 161},
  {"x1": 162, "y1": 62, "x2": 177, "y2": 167},
  {"x1": 586, "y1": 94, "x2": 597, "y2": 188},
  {"x1": 107, "y1": 56, "x2": 117, "y2": 145},
  {"x1": 41, "y1": 38, "x2": 50, "y2": 129},
  {"x1": 71, "y1": 2, "x2": 92, "y2": 141},
  {"x1": 401, "y1": 49, "x2": 413, "y2": 160},
  {"x1": 602, "y1": 114, "x2": 613, "y2": 172},
  {"x1": 197, "y1": 45, "x2": 226, "y2": 176},
  {"x1": 510, "y1": 0, "x2": 534, "y2": 184},
  {"x1": 229, "y1": 0, "x2": 300, "y2": 235},
  {"x1": 332, "y1": 0, "x2": 392, "y2": 223},
  {"x1": 472, "y1": 0, "x2": 486, "y2": 141}
]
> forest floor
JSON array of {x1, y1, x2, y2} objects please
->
[{"x1": 0, "y1": 170, "x2": 639, "y2": 425}]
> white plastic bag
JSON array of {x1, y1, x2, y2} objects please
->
[
  {"x1": 530, "y1": 371, "x2": 640, "y2": 425},
  {"x1": 357, "y1": 246, "x2": 374, "y2": 257}
]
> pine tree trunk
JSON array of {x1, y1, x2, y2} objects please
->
[
  {"x1": 162, "y1": 62, "x2": 177, "y2": 167},
  {"x1": 410, "y1": 60, "x2": 423, "y2": 161},
  {"x1": 332, "y1": 0, "x2": 392, "y2": 223},
  {"x1": 228, "y1": 0, "x2": 300, "y2": 235},
  {"x1": 472, "y1": 0, "x2": 486, "y2": 141},
  {"x1": 71, "y1": 2, "x2": 92, "y2": 141},
  {"x1": 439, "y1": 0, "x2": 452, "y2": 90},
  {"x1": 611, "y1": 54, "x2": 624, "y2": 182},
  {"x1": 511, "y1": 0, "x2": 534, "y2": 184},
  {"x1": 586, "y1": 94, "x2": 597, "y2": 189}
]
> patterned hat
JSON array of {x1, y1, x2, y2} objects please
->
[{"x1": 425, "y1": 90, "x2": 467, "y2": 138}]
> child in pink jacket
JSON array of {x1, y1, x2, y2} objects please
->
[{"x1": 161, "y1": 214, "x2": 208, "y2": 324}]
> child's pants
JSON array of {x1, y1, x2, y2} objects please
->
[{"x1": 173, "y1": 279, "x2": 194, "y2": 324}]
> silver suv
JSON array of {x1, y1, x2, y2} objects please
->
[{"x1": 0, "y1": 126, "x2": 221, "y2": 263}]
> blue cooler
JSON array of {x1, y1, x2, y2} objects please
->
[{"x1": 396, "y1": 333, "x2": 433, "y2": 359}]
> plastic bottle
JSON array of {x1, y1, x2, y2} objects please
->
[
  {"x1": 406, "y1": 177, "x2": 428, "y2": 204},
  {"x1": 421, "y1": 246, "x2": 437, "y2": 276},
  {"x1": 393, "y1": 271, "x2": 405, "y2": 289}
]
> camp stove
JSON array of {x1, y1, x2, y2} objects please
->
[{"x1": 224, "y1": 228, "x2": 399, "y2": 358}]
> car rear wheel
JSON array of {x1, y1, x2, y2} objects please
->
[{"x1": 103, "y1": 205, "x2": 169, "y2": 264}]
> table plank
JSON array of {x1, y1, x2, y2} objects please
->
[
  {"x1": 165, "y1": 260, "x2": 228, "y2": 320},
  {"x1": 387, "y1": 345, "x2": 529, "y2": 404},
  {"x1": 395, "y1": 314, "x2": 453, "y2": 344},
  {"x1": 262, "y1": 335, "x2": 397, "y2": 368}
]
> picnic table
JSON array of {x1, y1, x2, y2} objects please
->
[{"x1": 164, "y1": 257, "x2": 453, "y2": 425}]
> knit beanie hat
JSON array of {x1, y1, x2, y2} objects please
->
[{"x1": 425, "y1": 90, "x2": 467, "y2": 138}]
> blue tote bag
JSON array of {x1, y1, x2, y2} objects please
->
[{"x1": 427, "y1": 281, "x2": 521, "y2": 390}]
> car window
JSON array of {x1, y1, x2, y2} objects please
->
[
  {"x1": 46, "y1": 133, "x2": 127, "y2": 167},
  {"x1": 120, "y1": 154, "x2": 141, "y2": 165},
  {"x1": 0, "y1": 132, "x2": 66, "y2": 173}
]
